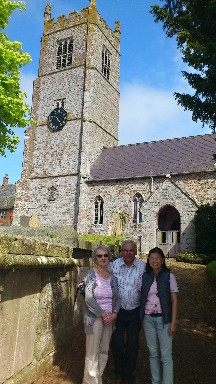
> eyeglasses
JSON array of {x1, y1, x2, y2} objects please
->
[
  {"x1": 122, "y1": 249, "x2": 135, "y2": 254},
  {"x1": 96, "y1": 254, "x2": 109, "y2": 258}
]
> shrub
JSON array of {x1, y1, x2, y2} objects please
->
[
  {"x1": 206, "y1": 260, "x2": 216, "y2": 282},
  {"x1": 176, "y1": 252, "x2": 211, "y2": 265},
  {"x1": 194, "y1": 203, "x2": 216, "y2": 257},
  {"x1": 79, "y1": 234, "x2": 124, "y2": 246}
]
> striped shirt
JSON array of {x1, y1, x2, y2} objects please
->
[
  {"x1": 94, "y1": 273, "x2": 112, "y2": 313},
  {"x1": 109, "y1": 257, "x2": 146, "y2": 310}
]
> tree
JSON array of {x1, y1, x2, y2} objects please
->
[
  {"x1": 0, "y1": 0, "x2": 31, "y2": 156},
  {"x1": 194, "y1": 203, "x2": 216, "y2": 257},
  {"x1": 150, "y1": 0, "x2": 216, "y2": 133}
]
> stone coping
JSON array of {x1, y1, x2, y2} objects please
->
[
  {"x1": 0, "y1": 254, "x2": 79, "y2": 269},
  {"x1": 0, "y1": 234, "x2": 92, "y2": 269}
]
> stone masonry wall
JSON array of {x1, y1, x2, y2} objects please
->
[
  {"x1": 13, "y1": 2, "x2": 120, "y2": 228},
  {"x1": 78, "y1": 171, "x2": 216, "y2": 253},
  {"x1": 0, "y1": 235, "x2": 91, "y2": 384}
]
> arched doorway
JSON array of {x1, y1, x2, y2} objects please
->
[{"x1": 157, "y1": 205, "x2": 181, "y2": 257}]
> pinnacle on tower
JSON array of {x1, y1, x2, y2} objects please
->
[
  {"x1": 44, "y1": 3, "x2": 51, "y2": 22},
  {"x1": 90, "y1": 0, "x2": 96, "y2": 7}
]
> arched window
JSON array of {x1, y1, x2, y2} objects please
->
[
  {"x1": 94, "y1": 196, "x2": 104, "y2": 225},
  {"x1": 133, "y1": 193, "x2": 144, "y2": 224},
  {"x1": 56, "y1": 39, "x2": 73, "y2": 69}
]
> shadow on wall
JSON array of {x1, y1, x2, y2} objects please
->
[{"x1": 0, "y1": 235, "x2": 92, "y2": 384}]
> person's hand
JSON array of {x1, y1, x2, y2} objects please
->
[
  {"x1": 102, "y1": 312, "x2": 117, "y2": 326},
  {"x1": 77, "y1": 281, "x2": 84, "y2": 288},
  {"x1": 102, "y1": 312, "x2": 109, "y2": 322},
  {"x1": 168, "y1": 322, "x2": 176, "y2": 336}
]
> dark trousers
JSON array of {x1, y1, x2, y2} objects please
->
[{"x1": 111, "y1": 306, "x2": 141, "y2": 380}]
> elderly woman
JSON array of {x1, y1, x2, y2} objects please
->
[{"x1": 82, "y1": 245, "x2": 120, "y2": 384}]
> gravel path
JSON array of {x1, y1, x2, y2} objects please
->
[{"x1": 34, "y1": 260, "x2": 216, "y2": 384}]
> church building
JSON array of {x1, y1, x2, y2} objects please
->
[{"x1": 13, "y1": 1, "x2": 216, "y2": 256}]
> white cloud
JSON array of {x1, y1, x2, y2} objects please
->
[
  {"x1": 118, "y1": 81, "x2": 210, "y2": 145},
  {"x1": 20, "y1": 72, "x2": 35, "y2": 107}
]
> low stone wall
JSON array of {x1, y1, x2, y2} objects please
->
[{"x1": 0, "y1": 234, "x2": 91, "y2": 384}]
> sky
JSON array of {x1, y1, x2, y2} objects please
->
[{"x1": 1, "y1": 0, "x2": 210, "y2": 184}]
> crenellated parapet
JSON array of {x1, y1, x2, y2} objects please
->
[
  {"x1": 43, "y1": 2, "x2": 120, "y2": 49},
  {"x1": 114, "y1": 20, "x2": 121, "y2": 40}
]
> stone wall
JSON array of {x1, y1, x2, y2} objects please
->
[
  {"x1": 0, "y1": 234, "x2": 91, "y2": 384},
  {"x1": 77, "y1": 171, "x2": 216, "y2": 254},
  {"x1": 13, "y1": 2, "x2": 120, "y2": 228}
]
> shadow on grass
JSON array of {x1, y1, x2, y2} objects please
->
[{"x1": 35, "y1": 261, "x2": 216, "y2": 384}]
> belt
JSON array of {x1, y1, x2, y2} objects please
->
[
  {"x1": 149, "y1": 313, "x2": 162, "y2": 317},
  {"x1": 121, "y1": 306, "x2": 140, "y2": 313}
]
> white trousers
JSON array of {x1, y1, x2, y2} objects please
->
[{"x1": 82, "y1": 317, "x2": 113, "y2": 384}]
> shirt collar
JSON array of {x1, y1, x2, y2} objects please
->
[{"x1": 119, "y1": 257, "x2": 138, "y2": 267}]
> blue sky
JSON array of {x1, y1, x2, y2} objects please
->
[{"x1": 1, "y1": 0, "x2": 210, "y2": 184}]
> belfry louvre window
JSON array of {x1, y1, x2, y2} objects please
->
[
  {"x1": 56, "y1": 39, "x2": 73, "y2": 69},
  {"x1": 102, "y1": 47, "x2": 111, "y2": 80},
  {"x1": 94, "y1": 196, "x2": 104, "y2": 225},
  {"x1": 55, "y1": 98, "x2": 66, "y2": 108}
]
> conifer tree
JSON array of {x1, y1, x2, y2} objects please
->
[{"x1": 151, "y1": 0, "x2": 216, "y2": 133}]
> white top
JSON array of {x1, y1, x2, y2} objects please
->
[{"x1": 109, "y1": 257, "x2": 146, "y2": 310}]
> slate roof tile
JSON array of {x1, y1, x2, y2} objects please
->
[
  {"x1": 0, "y1": 184, "x2": 16, "y2": 209},
  {"x1": 90, "y1": 133, "x2": 216, "y2": 181}
]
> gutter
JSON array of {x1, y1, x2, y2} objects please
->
[{"x1": 86, "y1": 168, "x2": 216, "y2": 183}]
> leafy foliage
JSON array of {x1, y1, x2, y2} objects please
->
[
  {"x1": 206, "y1": 260, "x2": 216, "y2": 282},
  {"x1": 176, "y1": 252, "x2": 212, "y2": 265},
  {"x1": 194, "y1": 203, "x2": 216, "y2": 256},
  {"x1": 118, "y1": 212, "x2": 127, "y2": 226},
  {"x1": 79, "y1": 234, "x2": 125, "y2": 259},
  {"x1": 0, "y1": 1, "x2": 31, "y2": 156},
  {"x1": 79, "y1": 234, "x2": 124, "y2": 246},
  {"x1": 150, "y1": 0, "x2": 216, "y2": 132}
]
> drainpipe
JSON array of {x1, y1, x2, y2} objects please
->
[{"x1": 150, "y1": 176, "x2": 154, "y2": 193}]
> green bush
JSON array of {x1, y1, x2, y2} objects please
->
[
  {"x1": 79, "y1": 234, "x2": 124, "y2": 246},
  {"x1": 194, "y1": 203, "x2": 216, "y2": 257},
  {"x1": 176, "y1": 252, "x2": 211, "y2": 265},
  {"x1": 206, "y1": 260, "x2": 216, "y2": 282},
  {"x1": 79, "y1": 234, "x2": 125, "y2": 259}
]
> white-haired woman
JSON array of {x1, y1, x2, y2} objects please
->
[{"x1": 82, "y1": 245, "x2": 120, "y2": 384}]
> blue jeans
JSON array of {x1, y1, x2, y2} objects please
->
[{"x1": 143, "y1": 315, "x2": 173, "y2": 384}]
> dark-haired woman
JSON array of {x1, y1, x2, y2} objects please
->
[
  {"x1": 82, "y1": 245, "x2": 120, "y2": 384},
  {"x1": 140, "y1": 247, "x2": 178, "y2": 384}
]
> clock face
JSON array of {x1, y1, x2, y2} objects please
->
[{"x1": 47, "y1": 107, "x2": 67, "y2": 132}]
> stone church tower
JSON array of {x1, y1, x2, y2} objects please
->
[{"x1": 13, "y1": 1, "x2": 120, "y2": 228}]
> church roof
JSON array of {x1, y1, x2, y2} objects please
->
[
  {"x1": 89, "y1": 133, "x2": 216, "y2": 181},
  {"x1": 0, "y1": 184, "x2": 16, "y2": 210}
]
